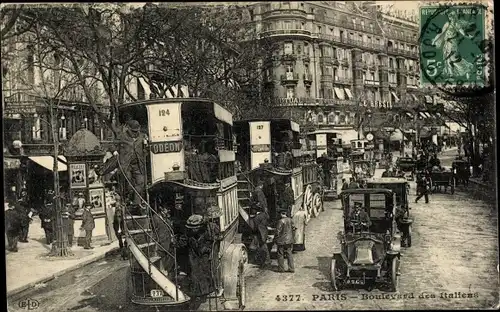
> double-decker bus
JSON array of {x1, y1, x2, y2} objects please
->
[{"x1": 104, "y1": 98, "x2": 247, "y2": 310}]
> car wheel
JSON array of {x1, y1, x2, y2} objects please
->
[{"x1": 390, "y1": 257, "x2": 400, "y2": 292}]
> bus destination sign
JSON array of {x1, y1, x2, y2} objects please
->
[{"x1": 150, "y1": 141, "x2": 183, "y2": 154}]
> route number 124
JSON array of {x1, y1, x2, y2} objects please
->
[{"x1": 159, "y1": 109, "x2": 170, "y2": 116}]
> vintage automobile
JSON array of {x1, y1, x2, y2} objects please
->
[
  {"x1": 366, "y1": 178, "x2": 413, "y2": 247},
  {"x1": 351, "y1": 160, "x2": 375, "y2": 181},
  {"x1": 331, "y1": 189, "x2": 401, "y2": 292},
  {"x1": 396, "y1": 157, "x2": 416, "y2": 180},
  {"x1": 452, "y1": 159, "x2": 470, "y2": 187}
]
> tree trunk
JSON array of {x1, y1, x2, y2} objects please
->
[{"x1": 49, "y1": 106, "x2": 73, "y2": 257}]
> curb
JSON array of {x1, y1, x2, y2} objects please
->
[{"x1": 7, "y1": 245, "x2": 120, "y2": 298}]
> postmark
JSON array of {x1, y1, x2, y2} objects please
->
[{"x1": 419, "y1": 4, "x2": 493, "y2": 97}]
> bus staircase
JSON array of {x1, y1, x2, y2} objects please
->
[
  {"x1": 117, "y1": 166, "x2": 190, "y2": 307},
  {"x1": 236, "y1": 170, "x2": 277, "y2": 257}
]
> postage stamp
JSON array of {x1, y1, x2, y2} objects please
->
[{"x1": 419, "y1": 4, "x2": 491, "y2": 93}]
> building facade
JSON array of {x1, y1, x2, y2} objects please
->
[{"x1": 248, "y1": 1, "x2": 424, "y2": 145}]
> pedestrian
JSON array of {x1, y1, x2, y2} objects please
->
[
  {"x1": 292, "y1": 206, "x2": 308, "y2": 252},
  {"x1": 251, "y1": 180, "x2": 268, "y2": 214},
  {"x1": 81, "y1": 204, "x2": 95, "y2": 249},
  {"x1": 63, "y1": 203, "x2": 76, "y2": 247},
  {"x1": 205, "y1": 204, "x2": 224, "y2": 297},
  {"x1": 280, "y1": 181, "x2": 294, "y2": 218},
  {"x1": 5, "y1": 201, "x2": 22, "y2": 252},
  {"x1": 178, "y1": 214, "x2": 218, "y2": 298},
  {"x1": 17, "y1": 194, "x2": 31, "y2": 243},
  {"x1": 249, "y1": 205, "x2": 271, "y2": 268},
  {"x1": 40, "y1": 194, "x2": 55, "y2": 245},
  {"x1": 341, "y1": 178, "x2": 349, "y2": 191},
  {"x1": 274, "y1": 210, "x2": 295, "y2": 273},
  {"x1": 347, "y1": 177, "x2": 359, "y2": 189},
  {"x1": 415, "y1": 174, "x2": 431, "y2": 204},
  {"x1": 113, "y1": 195, "x2": 128, "y2": 259}
]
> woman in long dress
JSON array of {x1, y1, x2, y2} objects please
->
[{"x1": 431, "y1": 10, "x2": 476, "y2": 80}]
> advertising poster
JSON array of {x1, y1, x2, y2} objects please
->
[
  {"x1": 88, "y1": 188, "x2": 105, "y2": 215},
  {"x1": 70, "y1": 163, "x2": 87, "y2": 188},
  {"x1": 87, "y1": 163, "x2": 103, "y2": 188}
]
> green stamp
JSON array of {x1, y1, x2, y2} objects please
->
[{"x1": 419, "y1": 5, "x2": 487, "y2": 88}]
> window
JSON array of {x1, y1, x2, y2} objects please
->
[
  {"x1": 301, "y1": 22, "x2": 305, "y2": 29},
  {"x1": 328, "y1": 113, "x2": 335, "y2": 124},
  {"x1": 304, "y1": 42, "x2": 309, "y2": 55},
  {"x1": 329, "y1": 27, "x2": 334, "y2": 34},
  {"x1": 352, "y1": 18, "x2": 356, "y2": 25},
  {"x1": 286, "y1": 65, "x2": 293, "y2": 73},
  {"x1": 305, "y1": 64, "x2": 310, "y2": 75},
  {"x1": 326, "y1": 66, "x2": 332, "y2": 76},
  {"x1": 358, "y1": 34, "x2": 363, "y2": 42},
  {"x1": 305, "y1": 86, "x2": 311, "y2": 97},
  {"x1": 286, "y1": 86, "x2": 295, "y2": 98},
  {"x1": 284, "y1": 42, "x2": 293, "y2": 54},
  {"x1": 284, "y1": 21, "x2": 292, "y2": 29},
  {"x1": 317, "y1": 113, "x2": 324, "y2": 123},
  {"x1": 310, "y1": 7, "x2": 314, "y2": 13},
  {"x1": 26, "y1": 44, "x2": 35, "y2": 85},
  {"x1": 282, "y1": 2, "x2": 290, "y2": 9},
  {"x1": 389, "y1": 58, "x2": 394, "y2": 68},
  {"x1": 249, "y1": 9, "x2": 254, "y2": 21},
  {"x1": 317, "y1": 25, "x2": 322, "y2": 33},
  {"x1": 32, "y1": 113, "x2": 41, "y2": 140},
  {"x1": 362, "y1": 72, "x2": 366, "y2": 82},
  {"x1": 361, "y1": 20, "x2": 365, "y2": 28}
]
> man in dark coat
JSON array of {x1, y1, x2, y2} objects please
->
[
  {"x1": 5, "y1": 202, "x2": 22, "y2": 252},
  {"x1": 63, "y1": 203, "x2": 76, "y2": 247},
  {"x1": 177, "y1": 214, "x2": 217, "y2": 298},
  {"x1": 40, "y1": 195, "x2": 55, "y2": 245},
  {"x1": 251, "y1": 180, "x2": 268, "y2": 214},
  {"x1": 415, "y1": 174, "x2": 431, "y2": 204},
  {"x1": 113, "y1": 195, "x2": 127, "y2": 258},
  {"x1": 97, "y1": 120, "x2": 148, "y2": 206},
  {"x1": 280, "y1": 181, "x2": 295, "y2": 217},
  {"x1": 274, "y1": 210, "x2": 295, "y2": 273},
  {"x1": 249, "y1": 206, "x2": 271, "y2": 268},
  {"x1": 81, "y1": 204, "x2": 95, "y2": 249},
  {"x1": 18, "y1": 190, "x2": 31, "y2": 243}
]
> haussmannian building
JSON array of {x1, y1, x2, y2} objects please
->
[{"x1": 247, "y1": 1, "x2": 426, "y2": 147}]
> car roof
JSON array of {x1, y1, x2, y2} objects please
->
[
  {"x1": 366, "y1": 177, "x2": 408, "y2": 184},
  {"x1": 340, "y1": 188, "x2": 393, "y2": 196}
]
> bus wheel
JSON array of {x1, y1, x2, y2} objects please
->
[{"x1": 236, "y1": 261, "x2": 246, "y2": 309}]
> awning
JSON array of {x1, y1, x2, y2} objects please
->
[
  {"x1": 419, "y1": 112, "x2": 427, "y2": 119},
  {"x1": 406, "y1": 112, "x2": 413, "y2": 118},
  {"x1": 334, "y1": 87, "x2": 345, "y2": 100},
  {"x1": 391, "y1": 92, "x2": 400, "y2": 102},
  {"x1": 389, "y1": 129, "x2": 404, "y2": 141},
  {"x1": 424, "y1": 95, "x2": 433, "y2": 103},
  {"x1": 410, "y1": 94, "x2": 418, "y2": 101},
  {"x1": 424, "y1": 112, "x2": 432, "y2": 118},
  {"x1": 344, "y1": 88, "x2": 353, "y2": 99},
  {"x1": 29, "y1": 156, "x2": 67, "y2": 172}
]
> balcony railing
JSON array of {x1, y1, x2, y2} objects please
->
[
  {"x1": 259, "y1": 29, "x2": 312, "y2": 38},
  {"x1": 273, "y1": 97, "x2": 354, "y2": 107},
  {"x1": 281, "y1": 53, "x2": 297, "y2": 62},
  {"x1": 280, "y1": 73, "x2": 300, "y2": 84},
  {"x1": 319, "y1": 56, "x2": 334, "y2": 64},
  {"x1": 261, "y1": 9, "x2": 307, "y2": 20}
]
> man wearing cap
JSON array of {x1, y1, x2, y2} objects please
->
[
  {"x1": 81, "y1": 204, "x2": 95, "y2": 249},
  {"x1": 17, "y1": 190, "x2": 31, "y2": 243},
  {"x1": 274, "y1": 210, "x2": 295, "y2": 273},
  {"x1": 205, "y1": 204, "x2": 223, "y2": 296}
]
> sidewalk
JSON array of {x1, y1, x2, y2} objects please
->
[{"x1": 6, "y1": 218, "x2": 119, "y2": 297}]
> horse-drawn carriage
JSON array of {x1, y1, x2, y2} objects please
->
[
  {"x1": 331, "y1": 189, "x2": 402, "y2": 292},
  {"x1": 428, "y1": 167, "x2": 456, "y2": 194},
  {"x1": 452, "y1": 159, "x2": 470, "y2": 187},
  {"x1": 396, "y1": 157, "x2": 416, "y2": 181}
]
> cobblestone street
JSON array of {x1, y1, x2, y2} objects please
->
[{"x1": 244, "y1": 182, "x2": 499, "y2": 310}]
